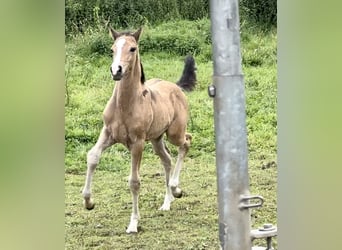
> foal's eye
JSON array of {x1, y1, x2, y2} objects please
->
[{"x1": 130, "y1": 47, "x2": 137, "y2": 52}]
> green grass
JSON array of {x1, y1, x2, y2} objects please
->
[{"x1": 65, "y1": 19, "x2": 277, "y2": 249}]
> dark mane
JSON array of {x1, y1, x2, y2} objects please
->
[
  {"x1": 117, "y1": 31, "x2": 136, "y2": 38},
  {"x1": 140, "y1": 62, "x2": 145, "y2": 84},
  {"x1": 118, "y1": 30, "x2": 138, "y2": 37}
]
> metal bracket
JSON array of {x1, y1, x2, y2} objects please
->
[
  {"x1": 208, "y1": 84, "x2": 216, "y2": 97},
  {"x1": 251, "y1": 224, "x2": 278, "y2": 250},
  {"x1": 239, "y1": 195, "x2": 264, "y2": 210}
]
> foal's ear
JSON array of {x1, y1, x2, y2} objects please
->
[
  {"x1": 133, "y1": 27, "x2": 143, "y2": 42},
  {"x1": 109, "y1": 27, "x2": 120, "y2": 40}
]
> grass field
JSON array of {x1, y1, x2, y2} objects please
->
[{"x1": 65, "y1": 19, "x2": 277, "y2": 249}]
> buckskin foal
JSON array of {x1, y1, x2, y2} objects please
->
[{"x1": 81, "y1": 27, "x2": 197, "y2": 233}]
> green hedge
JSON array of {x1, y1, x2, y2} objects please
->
[
  {"x1": 70, "y1": 19, "x2": 275, "y2": 67},
  {"x1": 72, "y1": 20, "x2": 212, "y2": 61},
  {"x1": 65, "y1": 0, "x2": 276, "y2": 35},
  {"x1": 240, "y1": 0, "x2": 277, "y2": 28},
  {"x1": 65, "y1": 0, "x2": 209, "y2": 34}
]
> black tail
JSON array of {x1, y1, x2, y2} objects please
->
[{"x1": 177, "y1": 55, "x2": 197, "y2": 92}]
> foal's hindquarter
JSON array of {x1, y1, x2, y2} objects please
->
[{"x1": 82, "y1": 28, "x2": 196, "y2": 234}]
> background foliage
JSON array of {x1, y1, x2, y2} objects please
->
[
  {"x1": 65, "y1": 0, "x2": 276, "y2": 35},
  {"x1": 240, "y1": 0, "x2": 277, "y2": 28}
]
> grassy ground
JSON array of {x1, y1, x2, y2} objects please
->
[{"x1": 65, "y1": 19, "x2": 277, "y2": 249}]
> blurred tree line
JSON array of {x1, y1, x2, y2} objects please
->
[{"x1": 65, "y1": 0, "x2": 276, "y2": 35}]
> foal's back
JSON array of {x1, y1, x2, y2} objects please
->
[
  {"x1": 146, "y1": 78, "x2": 188, "y2": 111},
  {"x1": 144, "y1": 79, "x2": 189, "y2": 143}
]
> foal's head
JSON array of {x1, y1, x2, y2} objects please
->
[{"x1": 109, "y1": 27, "x2": 143, "y2": 81}]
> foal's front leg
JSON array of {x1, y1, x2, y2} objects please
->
[
  {"x1": 126, "y1": 140, "x2": 144, "y2": 233},
  {"x1": 82, "y1": 126, "x2": 113, "y2": 209}
]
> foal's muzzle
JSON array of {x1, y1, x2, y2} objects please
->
[{"x1": 110, "y1": 65, "x2": 122, "y2": 81}]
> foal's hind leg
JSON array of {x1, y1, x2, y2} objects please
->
[
  {"x1": 151, "y1": 137, "x2": 174, "y2": 210},
  {"x1": 169, "y1": 133, "x2": 192, "y2": 198},
  {"x1": 82, "y1": 126, "x2": 114, "y2": 209}
]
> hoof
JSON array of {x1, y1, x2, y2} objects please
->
[
  {"x1": 159, "y1": 203, "x2": 171, "y2": 211},
  {"x1": 171, "y1": 187, "x2": 183, "y2": 198},
  {"x1": 83, "y1": 199, "x2": 95, "y2": 210},
  {"x1": 126, "y1": 219, "x2": 139, "y2": 234},
  {"x1": 126, "y1": 228, "x2": 138, "y2": 234},
  {"x1": 86, "y1": 204, "x2": 95, "y2": 210}
]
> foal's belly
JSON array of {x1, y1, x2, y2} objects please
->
[
  {"x1": 107, "y1": 117, "x2": 171, "y2": 145},
  {"x1": 145, "y1": 119, "x2": 170, "y2": 141}
]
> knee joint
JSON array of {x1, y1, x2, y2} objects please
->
[
  {"x1": 128, "y1": 178, "x2": 140, "y2": 192},
  {"x1": 87, "y1": 149, "x2": 100, "y2": 166}
]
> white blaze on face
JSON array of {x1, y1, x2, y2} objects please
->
[{"x1": 111, "y1": 37, "x2": 126, "y2": 75}]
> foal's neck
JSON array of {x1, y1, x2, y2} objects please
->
[{"x1": 115, "y1": 57, "x2": 143, "y2": 103}]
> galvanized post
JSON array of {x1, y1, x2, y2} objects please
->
[{"x1": 208, "y1": 0, "x2": 251, "y2": 249}]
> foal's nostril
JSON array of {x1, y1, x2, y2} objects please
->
[{"x1": 118, "y1": 65, "x2": 122, "y2": 73}]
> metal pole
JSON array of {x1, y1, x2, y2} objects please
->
[{"x1": 208, "y1": 0, "x2": 251, "y2": 249}]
